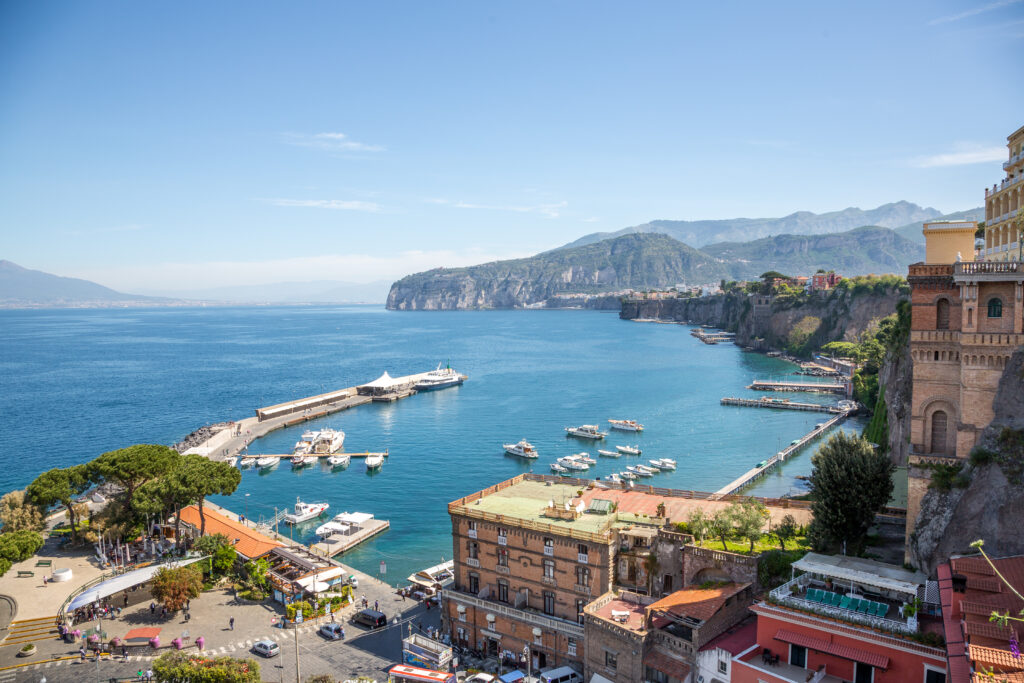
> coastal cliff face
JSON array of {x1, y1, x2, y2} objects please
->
[
  {"x1": 619, "y1": 287, "x2": 904, "y2": 352},
  {"x1": 878, "y1": 343, "x2": 913, "y2": 466},
  {"x1": 909, "y1": 350, "x2": 1024, "y2": 575}
]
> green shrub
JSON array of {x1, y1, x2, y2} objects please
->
[
  {"x1": 0, "y1": 530, "x2": 44, "y2": 563},
  {"x1": 927, "y1": 463, "x2": 968, "y2": 492},
  {"x1": 969, "y1": 447, "x2": 998, "y2": 466}
]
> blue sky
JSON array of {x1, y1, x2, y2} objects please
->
[{"x1": 1, "y1": 1, "x2": 1022, "y2": 292}]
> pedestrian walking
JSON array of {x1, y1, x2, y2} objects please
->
[
  {"x1": 229, "y1": 617, "x2": 235, "y2": 630},
  {"x1": 147, "y1": 668, "x2": 154, "y2": 682},
  {"x1": 374, "y1": 599, "x2": 379, "y2": 612},
  {"x1": 80, "y1": 647, "x2": 86, "y2": 662},
  {"x1": 340, "y1": 626, "x2": 345, "y2": 640},
  {"x1": 149, "y1": 602, "x2": 155, "y2": 615},
  {"x1": 122, "y1": 645, "x2": 128, "y2": 659}
]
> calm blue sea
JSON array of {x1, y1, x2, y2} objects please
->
[{"x1": 0, "y1": 306, "x2": 863, "y2": 584}]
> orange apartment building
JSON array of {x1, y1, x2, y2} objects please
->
[{"x1": 731, "y1": 553, "x2": 948, "y2": 683}]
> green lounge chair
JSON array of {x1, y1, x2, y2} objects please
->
[
  {"x1": 875, "y1": 603, "x2": 889, "y2": 618},
  {"x1": 830, "y1": 593, "x2": 843, "y2": 606},
  {"x1": 857, "y1": 601, "x2": 871, "y2": 613},
  {"x1": 806, "y1": 589, "x2": 820, "y2": 602},
  {"x1": 839, "y1": 596, "x2": 852, "y2": 610}
]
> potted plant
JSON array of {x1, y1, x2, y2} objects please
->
[
  {"x1": 149, "y1": 636, "x2": 160, "y2": 649},
  {"x1": 195, "y1": 636, "x2": 205, "y2": 651},
  {"x1": 172, "y1": 637, "x2": 183, "y2": 650},
  {"x1": 18, "y1": 643, "x2": 35, "y2": 657}
]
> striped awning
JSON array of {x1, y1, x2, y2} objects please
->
[{"x1": 774, "y1": 629, "x2": 889, "y2": 669}]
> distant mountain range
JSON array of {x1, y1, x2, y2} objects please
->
[
  {"x1": 892, "y1": 207, "x2": 984, "y2": 244},
  {"x1": 562, "y1": 201, "x2": 948, "y2": 249},
  {"x1": 0, "y1": 261, "x2": 389, "y2": 308},
  {"x1": 387, "y1": 226, "x2": 925, "y2": 310}
]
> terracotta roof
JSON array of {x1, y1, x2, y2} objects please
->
[
  {"x1": 591, "y1": 597, "x2": 647, "y2": 633},
  {"x1": 643, "y1": 649, "x2": 691, "y2": 679},
  {"x1": 773, "y1": 629, "x2": 889, "y2": 669},
  {"x1": 647, "y1": 582, "x2": 749, "y2": 622},
  {"x1": 123, "y1": 627, "x2": 161, "y2": 642},
  {"x1": 178, "y1": 505, "x2": 282, "y2": 559},
  {"x1": 973, "y1": 674, "x2": 1024, "y2": 683},
  {"x1": 968, "y1": 644, "x2": 1024, "y2": 671},
  {"x1": 700, "y1": 618, "x2": 757, "y2": 655}
]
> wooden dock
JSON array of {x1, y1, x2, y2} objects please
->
[
  {"x1": 748, "y1": 379, "x2": 847, "y2": 394},
  {"x1": 311, "y1": 519, "x2": 390, "y2": 557},
  {"x1": 720, "y1": 397, "x2": 845, "y2": 414},
  {"x1": 711, "y1": 410, "x2": 852, "y2": 498}
]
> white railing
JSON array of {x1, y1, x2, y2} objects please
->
[
  {"x1": 467, "y1": 528, "x2": 477, "y2": 539},
  {"x1": 543, "y1": 545, "x2": 553, "y2": 556},
  {"x1": 769, "y1": 576, "x2": 916, "y2": 635},
  {"x1": 442, "y1": 589, "x2": 585, "y2": 637},
  {"x1": 466, "y1": 557, "x2": 480, "y2": 568},
  {"x1": 498, "y1": 535, "x2": 507, "y2": 546},
  {"x1": 578, "y1": 553, "x2": 589, "y2": 564}
]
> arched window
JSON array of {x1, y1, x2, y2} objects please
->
[
  {"x1": 936, "y1": 299, "x2": 950, "y2": 330},
  {"x1": 988, "y1": 298, "x2": 1003, "y2": 318},
  {"x1": 930, "y1": 411, "x2": 948, "y2": 455}
]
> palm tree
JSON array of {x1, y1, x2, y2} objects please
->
[{"x1": 643, "y1": 552, "x2": 661, "y2": 596}]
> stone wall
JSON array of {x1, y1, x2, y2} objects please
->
[{"x1": 682, "y1": 545, "x2": 760, "y2": 591}]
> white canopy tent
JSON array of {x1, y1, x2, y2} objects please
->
[
  {"x1": 66, "y1": 557, "x2": 207, "y2": 613},
  {"x1": 334, "y1": 512, "x2": 374, "y2": 525},
  {"x1": 792, "y1": 552, "x2": 925, "y2": 596},
  {"x1": 359, "y1": 372, "x2": 404, "y2": 390}
]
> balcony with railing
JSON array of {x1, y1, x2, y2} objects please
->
[
  {"x1": 954, "y1": 261, "x2": 1024, "y2": 276},
  {"x1": 768, "y1": 575, "x2": 917, "y2": 635},
  {"x1": 442, "y1": 588, "x2": 585, "y2": 637},
  {"x1": 577, "y1": 552, "x2": 589, "y2": 564}
]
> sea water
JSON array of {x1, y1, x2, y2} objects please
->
[{"x1": 0, "y1": 306, "x2": 864, "y2": 583}]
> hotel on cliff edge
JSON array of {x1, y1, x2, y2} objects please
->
[{"x1": 433, "y1": 125, "x2": 1024, "y2": 683}]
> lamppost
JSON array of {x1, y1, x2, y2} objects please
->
[{"x1": 524, "y1": 645, "x2": 531, "y2": 681}]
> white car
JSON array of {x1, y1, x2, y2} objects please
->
[
  {"x1": 252, "y1": 640, "x2": 280, "y2": 657},
  {"x1": 464, "y1": 675, "x2": 497, "y2": 683}
]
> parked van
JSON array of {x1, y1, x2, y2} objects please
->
[
  {"x1": 351, "y1": 608, "x2": 387, "y2": 629},
  {"x1": 538, "y1": 667, "x2": 582, "y2": 683}
]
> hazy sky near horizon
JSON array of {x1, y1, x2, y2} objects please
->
[{"x1": 2, "y1": 1, "x2": 1023, "y2": 292}]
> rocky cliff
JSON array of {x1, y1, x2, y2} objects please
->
[
  {"x1": 878, "y1": 342, "x2": 913, "y2": 466},
  {"x1": 620, "y1": 286, "x2": 904, "y2": 354},
  {"x1": 909, "y1": 350, "x2": 1024, "y2": 575}
]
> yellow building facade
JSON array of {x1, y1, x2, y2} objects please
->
[
  {"x1": 922, "y1": 220, "x2": 976, "y2": 264},
  {"x1": 983, "y1": 124, "x2": 1024, "y2": 262}
]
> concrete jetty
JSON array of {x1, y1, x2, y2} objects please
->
[
  {"x1": 748, "y1": 379, "x2": 848, "y2": 394},
  {"x1": 711, "y1": 410, "x2": 852, "y2": 498},
  {"x1": 720, "y1": 397, "x2": 845, "y2": 413},
  {"x1": 310, "y1": 519, "x2": 391, "y2": 557}
]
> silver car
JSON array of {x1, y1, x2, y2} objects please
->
[
  {"x1": 319, "y1": 623, "x2": 344, "y2": 640},
  {"x1": 252, "y1": 640, "x2": 280, "y2": 657}
]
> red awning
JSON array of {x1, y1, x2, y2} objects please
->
[
  {"x1": 123, "y1": 627, "x2": 161, "y2": 643},
  {"x1": 774, "y1": 629, "x2": 889, "y2": 670}
]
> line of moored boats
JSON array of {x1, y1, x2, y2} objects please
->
[{"x1": 228, "y1": 427, "x2": 385, "y2": 472}]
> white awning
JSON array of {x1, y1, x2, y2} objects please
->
[
  {"x1": 359, "y1": 372, "x2": 403, "y2": 389},
  {"x1": 66, "y1": 557, "x2": 207, "y2": 613},
  {"x1": 294, "y1": 566, "x2": 345, "y2": 589},
  {"x1": 792, "y1": 552, "x2": 926, "y2": 595},
  {"x1": 334, "y1": 512, "x2": 373, "y2": 525}
]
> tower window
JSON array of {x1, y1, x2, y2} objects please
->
[
  {"x1": 936, "y1": 299, "x2": 950, "y2": 330},
  {"x1": 988, "y1": 298, "x2": 1003, "y2": 318}
]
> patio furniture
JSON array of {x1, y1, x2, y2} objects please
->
[{"x1": 839, "y1": 596, "x2": 852, "y2": 610}]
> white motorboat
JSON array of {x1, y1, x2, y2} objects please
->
[
  {"x1": 550, "y1": 463, "x2": 569, "y2": 473},
  {"x1": 283, "y1": 498, "x2": 329, "y2": 524},
  {"x1": 414, "y1": 362, "x2": 464, "y2": 391},
  {"x1": 365, "y1": 453, "x2": 384, "y2": 470},
  {"x1": 240, "y1": 456, "x2": 256, "y2": 467},
  {"x1": 626, "y1": 465, "x2": 653, "y2": 477},
  {"x1": 558, "y1": 455, "x2": 590, "y2": 471},
  {"x1": 619, "y1": 470, "x2": 637, "y2": 480},
  {"x1": 565, "y1": 425, "x2": 607, "y2": 440},
  {"x1": 291, "y1": 454, "x2": 315, "y2": 468},
  {"x1": 597, "y1": 449, "x2": 620, "y2": 458},
  {"x1": 256, "y1": 456, "x2": 278, "y2": 469},
  {"x1": 226, "y1": 456, "x2": 238, "y2": 467},
  {"x1": 616, "y1": 445, "x2": 642, "y2": 455},
  {"x1": 652, "y1": 458, "x2": 676, "y2": 469},
  {"x1": 503, "y1": 440, "x2": 539, "y2": 459},
  {"x1": 311, "y1": 428, "x2": 346, "y2": 454},
  {"x1": 575, "y1": 453, "x2": 597, "y2": 465},
  {"x1": 643, "y1": 462, "x2": 661, "y2": 473},
  {"x1": 608, "y1": 419, "x2": 644, "y2": 432},
  {"x1": 326, "y1": 454, "x2": 350, "y2": 467},
  {"x1": 636, "y1": 464, "x2": 659, "y2": 475}
]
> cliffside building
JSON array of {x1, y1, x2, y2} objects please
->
[
  {"x1": 983, "y1": 124, "x2": 1024, "y2": 262},
  {"x1": 905, "y1": 216, "x2": 1024, "y2": 558}
]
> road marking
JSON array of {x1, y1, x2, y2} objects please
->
[{"x1": 236, "y1": 641, "x2": 245, "y2": 648}]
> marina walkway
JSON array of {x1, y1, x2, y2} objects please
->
[
  {"x1": 748, "y1": 379, "x2": 848, "y2": 394},
  {"x1": 720, "y1": 397, "x2": 845, "y2": 413}
]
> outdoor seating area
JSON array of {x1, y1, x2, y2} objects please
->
[{"x1": 803, "y1": 588, "x2": 890, "y2": 618}]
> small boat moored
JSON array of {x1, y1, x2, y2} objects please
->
[
  {"x1": 597, "y1": 449, "x2": 621, "y2": 458},
  {"x1": 503, "y1": 440, "x2": 539, "y2": 459},
  {"x1": 574, "y1": 453, "x2": 596, "y2": 465},
  {"x1": 550, "y1": 463, "x2": 569, "y2": 473},
  {"x1": 616, "y1": 445, "x2": 642, "y2": 455},
  {"x1": 652, "y1": 458, "x2": 676, "y2": 470},
  {"x1": 365, "y1": 453, "x2": 384, "y2": 471},
  {"x1": 608, "y1": 419, "x2": 644, "y2": 432},
  {"x1": 256, "y1": 456, "x2": 278, "y2": 469},
  {"x1": 240, "y1": 456, "x2": 257, "y2": 468},
  {"x1": 283, "y1": 498, "x2": 330, "y2": 524},
  {"x1": 326, "y1": 454, "x2": 351, "y2": 468}
]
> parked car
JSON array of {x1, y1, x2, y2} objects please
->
[
  {"x1": 252, "y1": 640, "x2": 280, "y2": 658},
  {"x1": 319, "y1": 623, "x2": 344, "y2": 640},
  {"x1": 465, "y1": 674, "x2": 497, "y2": 683},
  {"x1": 351, "y1": 608, "x2": 387, "y2": 629}
]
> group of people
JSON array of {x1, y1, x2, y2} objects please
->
[{"x1": 66, "y1": 598, "x2": 125, "y2": 627}]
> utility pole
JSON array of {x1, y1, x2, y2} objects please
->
[{"x1": 294, "y1": 609, "x2": 302, "y2": 683}]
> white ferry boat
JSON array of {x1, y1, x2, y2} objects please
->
[
  {"x1": 365, "y1": 453, "x2": 384, "y2": 471},
  {"x1": 283, "y1": 498, "x2": 329, "y2": 524},
  {"x1": 311, "y1": 428, "x2": 346, "y2": 454},
  {"x1": 608, "y1": 419, "x2": 644, "y2": 432},
  {"x1": 616, "y1": 445, "x2": 642, "y2": 455},
  {"x1": 326, "y1": 454, "x2": 350, "y2": 467},
  {"x1": 414, "y1": 362, "x2": 464, "y2": 392},
  {"x1": 565, "y1": 425, "x2": 606, "y2": 440},
  {"x1": 503, "y1": 440, "x2": 539, "y2": 459},
  {"x1": 255, "y1": 456, "x2": 278, "y2": 469},
  {"x1": 597, "y1": 449, "x2": 620, "y2": 457}
]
